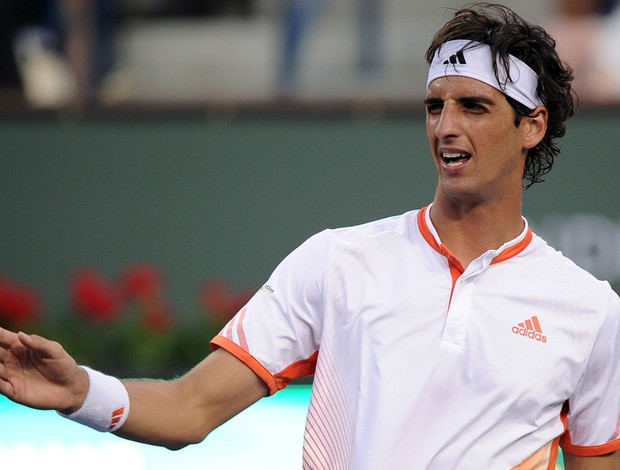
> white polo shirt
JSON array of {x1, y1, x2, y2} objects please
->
[{"x1": 212, "y1": 206, "x2": 620, "y2": 469}]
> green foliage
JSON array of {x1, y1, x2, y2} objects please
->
[{"x1": 29, "y1": 310, "x2": 223, "y2": 379}]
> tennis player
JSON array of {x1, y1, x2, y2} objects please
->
[{"x1": 1, "y1": 4, "x2": 619, "y2": 469}]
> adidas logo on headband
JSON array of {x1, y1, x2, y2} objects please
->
[
  {"x1": 427, "y1": 39, "x2": 544, "y2": 109},
  {"x1": 443, "y1": 51, "x2": 466, "y2": 65}
]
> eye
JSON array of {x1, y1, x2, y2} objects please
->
[
  {"x1": 425, "y1": 101, "x2": 443, "y2": 115},
  {"x1": 462, "y1": 100, "x2": 489, "y2": 113}
]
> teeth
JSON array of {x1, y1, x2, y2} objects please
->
[{"x1": 442, "y1": 152, "x2": 470, "y2": 160}]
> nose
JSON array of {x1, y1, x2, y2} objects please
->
[{"x1": 433, "y1": 103, "x2": 460, "y2": 140}]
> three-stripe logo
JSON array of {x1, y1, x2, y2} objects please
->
[
  {"x1": 108, "y1": 406, "x2": 126, "y2": 430},
  {"x1": 443, "y1": 50, "x2": 467, "y2": 65},
  {"x1": 512, "y1": 315, "x2": 547, "y2": 343}
]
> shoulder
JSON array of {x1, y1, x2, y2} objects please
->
[
  {"x1": 284, "y1": 211, "x2": 421, "y2": 275},
  {"x1": 529, "y1": 232, "x2": 620, "y2": 318},
  {"x1": 274, "y1": 210, "x2": 420, "y2": 275},
  {"x1": 321, "y1": 210, "x2": 419, "y2": 247},
  {"x1": 530, "y1": 232, "x2": 612, "y2": 289}
]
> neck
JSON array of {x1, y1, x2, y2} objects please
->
[{"x1": 429, "y1": 193, "x2": 524, "y2": 268}]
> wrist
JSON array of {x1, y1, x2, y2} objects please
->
[
  {"x1": 62, "y1": 366, "x2": 90, "y2": 414},
  {"x1": 58, "y1": 366, "x2": 130, "y2": 432}
]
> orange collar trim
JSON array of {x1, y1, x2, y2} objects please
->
[{"x1": 416, "y1": 206, "x2": 533, "y2": 268}]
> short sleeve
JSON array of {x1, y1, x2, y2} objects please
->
[
  {"x1": 560, "y1": 289, "x2": 620, "y2": 456},
  {"x1": 211, "y1": 231, "x2": 329, "y2": 395}
]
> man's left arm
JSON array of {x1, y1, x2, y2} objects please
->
[
  {"x1": 562, "y1": 291, "x2": 620, "y2": 470},
  {"x1": 563, "y1": 449, "x2": 620, "y2": 469}
]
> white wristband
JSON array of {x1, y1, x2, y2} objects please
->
[{"x1": 58, "y1": 366, "x2": 130, "y2": 432}]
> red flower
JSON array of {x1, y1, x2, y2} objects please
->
[
  {"x1": 140, "y1": 302, "x2": 174, "y2": 334},
  {"x1": 0, "y1": 277, "x2": 39, "y2": 325},
  {"x1": 121, "y1": 264, "x2": 164, "y2": 301},
  {"x1": 69, "y1": 269, "x2": 122, "y2": 322},
  {"x1": 199, "y1": 279, "x2": 255, "y2": 323}
]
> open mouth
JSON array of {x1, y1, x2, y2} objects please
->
[{"x1": 441, "y1": 152, "x2": 471, "y2": 167}]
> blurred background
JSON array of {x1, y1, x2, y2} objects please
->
[
  {"x1": 1, "y1": 1, "x2": 617, "y2": 467},
  {"x1": 1, "y1": 0, "x2": 620, "y2": 106}
]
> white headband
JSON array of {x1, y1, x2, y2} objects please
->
[{"x1": 426, "y1": 39, "x2": 544, "y2": 109}]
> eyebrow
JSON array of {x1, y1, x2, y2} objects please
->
[{"x1": 424, "y1": 95, "x2": 497, "y2": 107}]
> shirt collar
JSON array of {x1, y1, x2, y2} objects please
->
[{"x1": 417, "y1": 204, "x2": 533, "y2": 267}]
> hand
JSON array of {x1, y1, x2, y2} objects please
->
[{"x1": 0, "y1": 327, "x2": 88, "y2": 414}]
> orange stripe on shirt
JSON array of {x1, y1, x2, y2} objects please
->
[
  {"x1": 491, "y1": 227, "x2": 533, "y2": 264},
  {"x1": 417, "y1": 206, "x2": 464, "y2": 304},
  {"x1": 274, "y1": 351, "x2": 318, "y2": 389},
  {"x1": 417, "y1": 207, "x2": 464, "y2": 284},
  {"x1": 235, "y1": 306, "x2": 249, "y2": 350}
]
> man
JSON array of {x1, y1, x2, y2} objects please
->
[{"x1": 1, "y1": 4, "x2": 619, "y2": 469}]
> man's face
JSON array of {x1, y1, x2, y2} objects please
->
[{"x1": 425, "y1": 75, "x2": 530, "y2": 205}]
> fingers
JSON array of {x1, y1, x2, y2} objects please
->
[
  {"x1": 0, "y1": 327, "x2": 18, "y2": 348},
  {"x1": 1, "y1": 329, "x2": 48, "y2": 355},
  {"x1": 17, "y1": 331, "x2": 33, "y2": 347},
  {"x1": 0, "y1": 328, "x2": 17, "y2": 367},
  {"x1": 0, "y1": 339, "x2": 15, "y2": 398},
  {"x1": 0, "y1": 328, "x2": 21, "y2": 398},
  {"x1": 0, "y1": 374, "x2": 15, "y2": 398},
  {"x1": 0, "y1": 360, "x2": 8, "y2": 384},
  {"x1": 15, "y1": 331, "x2": 64, "y2": 360}
]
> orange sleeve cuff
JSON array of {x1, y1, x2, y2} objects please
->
[
  {"x1": 211, "y1": 335, "x2": 280, "y2": 395},
  {"x1": 560, "y1": 434, "x2": 620, "y2": 457},
  {"x1": 211, "y1": 335, "x2": 318, "y2": 396}
]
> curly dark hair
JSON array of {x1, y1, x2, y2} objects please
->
[{"x1": 425, "y1": 3, "x2": 575, "y2": 188}]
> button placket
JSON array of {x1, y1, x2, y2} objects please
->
[{"x1": 443, "y1": 274, "x2": 475, "y2": 346}]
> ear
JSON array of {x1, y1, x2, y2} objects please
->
[{"x1": 522, "y1": 106, "x2": 548, "y2": 150}]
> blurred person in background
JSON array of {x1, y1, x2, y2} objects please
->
[
  {"x1": 546, "y1": 0, "x2": 620, "y2": 104},
  {"x1": 60, "y1": 0, "x2": 116, "y2": 105},
  {"x1": 277, "y1": 0, "x2": 384, "y2": 97},
  {"x1": 0, "y1": 0, "x2": 116, "y2": 108},
  {"x1": 0, "y1": 0, "x2": 40, "y2": 92}
]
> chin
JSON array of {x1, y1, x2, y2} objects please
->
[{"x1": 440, "y1": 182, "x2": 487, "y2": 204}]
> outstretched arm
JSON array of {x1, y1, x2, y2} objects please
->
[
  {"x1": 116, "y1": 347, "x2": 268, "y2": 449},
  {"x1": 0, "y1": 327, "x2": 268, "y2": 449}
]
